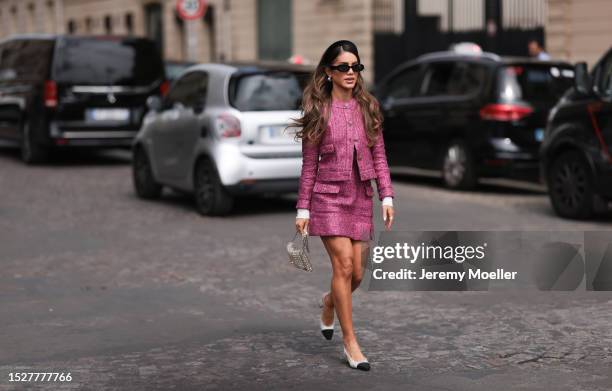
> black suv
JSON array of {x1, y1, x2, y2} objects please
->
[
  {"x1": 0, "y1": 35, "x2": 167, "y2": 163},
  {"x1": 374, "y1": 51, "x2": 574, "y2": 189},
  {"x1": 540, "y1": 47, "x2": 612, "y2": 219}
]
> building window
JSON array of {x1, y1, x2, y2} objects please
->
[
  {"x1": 27, "y1": 2, "x2": 36, "y2": 32},
  {"x1": 202, "y1": 5, "x2": 215, "y2": 61},
  {"x1": 67, "y1": 19, "x2": 76, "y2": 34},
  {"x1": 46, "y1": 0, "x2": 56, "y2": 32},
  {"x1": 10, "y1": 6, "x2": 17, "y2": 34},
  {"x1": 85, "y1": 17, "x2": 93, "y2": 33},
  {"x1": 145, "y1": 3, "x2": 164, "y2": 55},
  {"x1": 174, "y1": 10, "x2": 186, "y2": 60},
  {"x1": 104, "y1": 15, "x2": 112, "y2": 34},
  {"x1": 257, "y1": 0, "x2": 291, "y2": 60},
  {"x1": 125, "y1": 13, "x2": 134, "y2": 35}
]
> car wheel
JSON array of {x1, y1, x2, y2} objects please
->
[
  {"x1": 133, "y1": 147, "x2": 162, "y2": 199},
  {"x1": 194, "y1": 159, "x2": 234, "y2": 216},
  {"x1": 442, "y1": 141, "x2": 477, "y2": 189},
  {"x1": 547, "y1": 151, "x2": 594, "y2": 219},
  {"x1": 20, "y1": 119, "x2": 48, "y2": 164}
]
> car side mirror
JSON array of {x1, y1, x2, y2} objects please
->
[
  {"x1": 146, "y1": 95, "x2": 162, "y2": 112},
  {"x1": 574, "y1": 62, "x2": 592, "y2": 95}
]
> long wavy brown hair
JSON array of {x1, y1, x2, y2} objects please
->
[{"x1": 290, "y1": 40, "x2": 383, "y2": 147}]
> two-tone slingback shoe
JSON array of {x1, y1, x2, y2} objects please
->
[
  {"x1": 343, "y1": 346, "x2": 370, "y2": 371},
  {"x1": 319, "y1": 292, "x2": 334, "y2": 340}
]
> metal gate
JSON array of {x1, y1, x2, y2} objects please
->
[{"x1": 374, "y1": 0, "x2": 547, "y2": 83}]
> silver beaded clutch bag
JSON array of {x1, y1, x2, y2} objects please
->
[{"x1": 286, "y1": 231, "x2": 313, "y2": 272}]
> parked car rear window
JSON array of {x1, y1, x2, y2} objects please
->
[
  {"x1": 52, "y1": 37, "x2": 164, "y2": 86},
  {"x1": 228, "y1": 71, "x2": 309, "y2": 111},
  {"x1": 421, "y1": 61, "x2": 488, "y2": 97},
  {"x1": 383, "y1": 65, "x2": 422, "y2": 100},
  {"x1": 497, "y1": 64, "x2": 574, "y2": 103},
  {"x1": 0, "y1": 40, "x2": 54, "y2": 81}
]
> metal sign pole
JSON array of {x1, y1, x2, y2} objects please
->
[{"x1": 187, "y1": 19, "x2": 198, "y2": 62}]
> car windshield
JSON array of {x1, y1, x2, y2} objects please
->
[
  {"x1": 52, "y1": 37, "x2": 164, "y2": 86},
  {"x1": 229, "y1": 71, "x2": 309, "y2": 111},
  {"x1": 498, "y1": 64, "x2": 575, "y2": 103}
]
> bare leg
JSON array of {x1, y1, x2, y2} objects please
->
[{"x1": 320, "y1": 236, "x2": 368, "y2": 362}]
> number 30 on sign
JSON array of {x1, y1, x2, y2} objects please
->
[{"x1": 176, "y1": 0, "x2": 207, "y2": 20}]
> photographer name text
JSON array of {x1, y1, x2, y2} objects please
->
[{"x1": 372, "y1": 268, "x2": 517, "y2": 281}]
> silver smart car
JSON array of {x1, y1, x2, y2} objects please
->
[{"x1": 131, "y1": 62, "x2": 313, "y2": 215}]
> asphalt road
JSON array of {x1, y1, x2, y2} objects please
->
[{"x1": 0, "y1": 147, "x2": 611, "y2": 391}]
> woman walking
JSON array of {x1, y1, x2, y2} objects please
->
[{"x1": 292, "y1": 40, "x2": 395, "y2": 371}]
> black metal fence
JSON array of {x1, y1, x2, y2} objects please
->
[{"x1": 374, "y1": 0, "x2": 546, "y2": 83}]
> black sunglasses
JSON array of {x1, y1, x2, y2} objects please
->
[{"x1": 328, "y1": 63, "x2": 365, "y2": 73}]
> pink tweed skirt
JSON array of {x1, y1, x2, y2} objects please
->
[{"x1": 308, "y1": 155, "x2": 374, "y2": 241}]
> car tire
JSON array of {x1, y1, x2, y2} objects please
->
[
  {"x1": 194, "y1": 158, "x2": 234, "y2": 216},
  {"x1": 20, "y1": 119, "x2": 49, "y2": 164},
  {"x1": 133, "y1": 147, "x2": 163, "y2": 199},
  {"x1": 442, "y1": 140, "x2": 477, "y2": 190},
  {"x1": 547, "y1": 151, "x2": 594, "y2": 219}
]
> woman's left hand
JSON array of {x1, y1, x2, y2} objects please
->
[{"x1": 383, "y1": 205, "x2": 394, "y2": 230}]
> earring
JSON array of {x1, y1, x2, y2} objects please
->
[{"x1": 327, "y1": 75, "x2": 331, "y2": 82}]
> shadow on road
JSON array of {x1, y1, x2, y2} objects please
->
[
  {"x1": 392, "y1": 172, "x2": 546, "y2": 196},
  {"x1": 140, "y1": 189, "x2": 299, "y2": 217},
  {"x1": 0, "y1": 145, "x2": 131, "y2": 166}
]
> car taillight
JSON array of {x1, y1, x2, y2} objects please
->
[
  {"x1": 216, "y1": 113, "x2": 241, "y2": 138},
  {"x1": 160, "y1": 80, "x2": 170, "y2": 97},
  {"x1": 44, "y1": 80, "x2": 58, "y2": 108},
  {"x1": 479, "y1": 103, "x2": 533, "y2": 121}
]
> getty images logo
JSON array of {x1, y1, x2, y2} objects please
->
[
  {"x1": 368, "y1": 231, "x2": 612, "y2": 291},
  {"x1": 372, "y1": 242, "x2": 487, "y2": 264}
]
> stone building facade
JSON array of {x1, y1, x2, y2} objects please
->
[
  {"x1": 1, "y1": 0, "x2": 610, "y2": 85},
  {"x1": 546, "y1": 0, "x2": 612, "y2": 66},
  {"x1": 0, "y1": 0, "x2": 387, "y2": 84}
]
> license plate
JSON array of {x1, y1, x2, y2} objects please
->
[
  {"x1": 87, "y1": 108, "x2": 130, "y2": 122},
  {"x1": 534, "y1": 128, "x2": 544, "y2": 142},
  {"x1": 259, "y1": 125, "x2": 297, "y2": 144}
]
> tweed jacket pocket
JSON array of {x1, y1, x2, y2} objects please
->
[
  {"x1": 318, "y1": 143, "x2": 336, "y2": 168},
  {"x1": 313, "y1": 182, "x2": 340, "y2": 194},
  {"x1": 320, "y1": 143, "x2": 334, "y2": 154}
]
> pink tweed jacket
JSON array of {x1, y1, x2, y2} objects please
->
[{"x1": 296, "y1": 98, "x2": 394, "y2": 211}]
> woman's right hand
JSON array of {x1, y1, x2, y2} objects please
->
[{"x1": 295, "y1": 218, "x2": 309, "y2": 235}]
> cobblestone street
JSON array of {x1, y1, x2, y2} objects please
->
[{"x1": 1, "y1": 148, "x2": 611, "y2": 390}]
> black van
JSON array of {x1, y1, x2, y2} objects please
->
[
  {"x1": 540, "y1": 47, "x2": 612, "y2": 219},
  {"x1": 0, "y1": 35, "x2": 167, "y2": 163},
  {"x1": 374, "y1": 51, "x2": 574, "y2": 189}
]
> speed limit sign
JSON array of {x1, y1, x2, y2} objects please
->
[{"x1": 176, "y1": 0, "x2": 207, "y2": 20}]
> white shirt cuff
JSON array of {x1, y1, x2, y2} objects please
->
[
  {"x1": 382, "y1": 197, "x2": 393, "y2": 207},
  {"x1": 296, "y1": 209, "x2": 310, "y2": 219}
]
